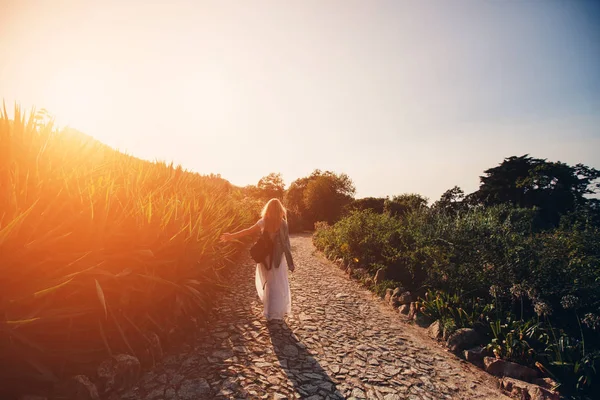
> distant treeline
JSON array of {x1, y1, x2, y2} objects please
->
[{"x1": 242, "y1": 155, "x2": 600, "y2": 232}]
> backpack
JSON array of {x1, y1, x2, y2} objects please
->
[{"x1": 250, "y1": 228, "x2": 274, "y2": 268}]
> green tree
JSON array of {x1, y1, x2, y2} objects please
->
[
  {"x1": 384, "y1": 193, "x2": 428, "y2": 218},
  {"x1": 285, "y1": 170, "x2": 355, "y2": 228},
  {"x1": 257, "y1": 172, "x2": 285, "y2": 200},
  {"x1": 345, "y1": 197, "x2": 386, "y2": 214},
  {"x1": 432, "y1": 186, "x2": 465, "y2": 214},
  {"x1": 470, "y1": 155, "x2": 600, "y2": 226}
]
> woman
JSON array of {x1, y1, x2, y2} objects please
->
[{"x1": 220, "y1": 198, "x2": 295, "y2": 321}]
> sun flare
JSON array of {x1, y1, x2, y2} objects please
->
[{"x1": 43, "y1": 63, "x2": 112, "y2": 131}]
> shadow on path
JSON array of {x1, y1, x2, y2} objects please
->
[{"x1": 267, "y1": 320, "x2": 341, "y2": 399}]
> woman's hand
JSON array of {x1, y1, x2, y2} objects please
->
[
  {"x1": 289, "y1": 264, "x2": 295, "y2": 272},
  {"x1": 220, "y1": 233, "x2": 233, "y2": 242}
]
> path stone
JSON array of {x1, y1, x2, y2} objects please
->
[{"x1": 121, "y1": 235, "x2": 508, "y2": 399}]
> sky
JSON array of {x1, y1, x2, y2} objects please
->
[{"x1": 1, "y1": 0, "x2": 599, "y2": 201}]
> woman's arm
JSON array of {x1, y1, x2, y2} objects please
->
[{"x1": 220, "y1": 223, "x2": 261, "y2": 242}]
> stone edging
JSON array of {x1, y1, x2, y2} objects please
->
[{"x1": 324, "y1": 254, "x2": 560, "y2": 400}]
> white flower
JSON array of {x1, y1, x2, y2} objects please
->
[
  {"x1": 582, "y1": 313, "x2": 600, "y2": 331},
  {"x1": 510, "y1": 284, "x2": 526, "y2": 298},
  {"x1": 560, "y1": 295, "x2": 580, "y2": 310},
  {"x1": 489, "y1": 285, "x2": 502, "y2": 298},
  {"x1": 534, "y1": 301, "x2": 553, "y2": 317}
]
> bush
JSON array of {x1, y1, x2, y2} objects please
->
[{"x1": 313, "y1": 203, "x2": 600, "y2": 398}]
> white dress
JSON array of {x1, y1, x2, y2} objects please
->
[{"x1": 254, "y1": 218, "x2": 292, "y2": 320}]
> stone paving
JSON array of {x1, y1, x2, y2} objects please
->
[{"x1": 121, "y1": 234, "x2": 508, "y2": 400}]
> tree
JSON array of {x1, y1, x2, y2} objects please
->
[
  {"x1": 470, "y1": 155, "x2": 600, "y2": 226},
  {"x1": 285, "y1": 170, "x2": 356, "y2": 229},
  {"x1": 384, "y1": 193, "x2": 428, "y2": 218},
  {"x1": 257, "y1": 172, "x2": 285, "y2": 200},
  {"x1": 432, "y1": 186, "x2": 465, "y2": 214},
  {"x1": 345, "y1": 197, "x2": 387, "y2": 214}
]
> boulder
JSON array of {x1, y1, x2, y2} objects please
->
[
  {"x1": 67, "y1": 375, "x2": 100, "y2": 400},
  {"x1": 484, "y1": 357, "x2": 538, "y2": 382},
  {"x1": 534, "y1": 378, "x2": 559, "y2": 391},
  {"x1": 428, "y1": 320, "x2": 442, "y2": 339},
  {"x1": 398, "y1": 304, "x2": 410, "y2": 315},
  {"x1": 500, "y1": 377, "x2": 559, "y2": 400},
  {"x1": 408, "y1": 302, "x2": 418, "y2": 319},
  {"x1": 96, "y1": 354, "x2": 141, "y2": 394},
  {"x1": 463, "y1": 346, "x2": 489, "y2": 365},
  {"x1": 446, "y1": 328, "x2": 483, "y2": 353},
  {"x1": 384, "y1": 289, "x2": 394, "y2": 303},
  {"x1": 374, "y1": 268, "x2": 386, "y2": 285},
  {"x1": 398, "y1": 291, "x2": 412, "y2": 305}
]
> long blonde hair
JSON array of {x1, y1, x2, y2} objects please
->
[{"x1": 261, "y1": 198, "x2": 287, "y2": 233}]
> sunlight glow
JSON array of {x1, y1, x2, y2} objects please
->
[{"x1": 43, "y1": 63, "x2": 112, "y2": 132}]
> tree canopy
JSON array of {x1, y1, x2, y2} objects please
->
[
  {"x1": 468, "y1": 155, "x2": 600, "y2": 225},
  {"x1": 285, "y1": 170, "x2": 356, "y2": 228}
]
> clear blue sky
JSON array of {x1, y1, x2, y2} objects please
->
[{"x1": 1, "y1": 0, "x2": 599, "y2": 201}]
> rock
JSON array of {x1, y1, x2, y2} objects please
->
[
  {"x1": 212, "y1": 349, "x2": 233, "y2": 359},
  {"x1": 535, "y1": 377, "x2": 559, "y2": 391},
  {"x1": 384, "y1": 289, "x2": 394, "y2": 303},
  {"x1": 351, "y1": 387, "x2": 366, "y2": 398},
  {"x1": 178, "y1": 378, "x2": 211, "y2": 399},
  {"x1": 283, "y1": 344, "x2": 299, "y2": 357},
  {"x1": 389, "y1": 296, "x2": 400, "y2": 308},
  {"x1": 398, "y1": 291, "x2": 412, "y2": 305},
  {"x1": 428, "y1": 320, "x2": 442, "y2": 339},
  {"x1": 407, "y1": 302, "x2": 418, "y2": 319},
  {"x1": 96, "y1": 354, "x2": 141, "y2": 394},
  {"x1": 500, "y1": 377, "x2": 559, "y2": 400},
  {"x1": 391, "y1": 287, "x2": 403, "y2": 297},
  {"x1": 446, "y1": 328, "x2": 483, "y2": 353},
  {"x1": 18, "y1": 396, "x2": 47, "y2": 400},
  {"x1": 374, "y1": 268, "x2": 386, "y2": 285},
  {"x1": 463, "y1": 346, "x2": 488, "y2": 365},
  {"x1": 398, "y1": 304, "x2": 410, "y2": 315},
  {"x1": 67, "y1": 375, "x2": 100, "y2": 400},
  {"x1": 484, "y1": 357, "x2": 539, "y2": 382}
]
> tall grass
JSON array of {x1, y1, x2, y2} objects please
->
[{"x1": 0, "y1": 106, "x2": 254, "y2": 396}]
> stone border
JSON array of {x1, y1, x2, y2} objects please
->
[{"x1": 324, "y1": 255, "x2": 560, "y2": 400}]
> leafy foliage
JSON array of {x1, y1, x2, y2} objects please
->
[
  {"x1": 313, "y1": 160, "x2": 600, "y2": 397},
  {"x1": 257, "y1": 172, "x2": 285, "y2": 200},
  {"x1": 468, "y1": 155, "x2": 600, "y2": 226},
  {"x1": 344, "y1": 197, "x2": 386, "y2": 214},
  {"x1": 285, "y1": 169, "x2": 355, "y2": 229}
]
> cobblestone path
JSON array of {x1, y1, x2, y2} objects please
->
[{"x1": 122, "y1": 235, "x2": 508, "y2": 400}]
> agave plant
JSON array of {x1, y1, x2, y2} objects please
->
[{"x1": 0, "y1": 106, "x2": 255, "y2": 396}]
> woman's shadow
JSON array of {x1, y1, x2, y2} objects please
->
[{"x1": 267, "y1": 320, "x2": 340, "y2": 399}]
